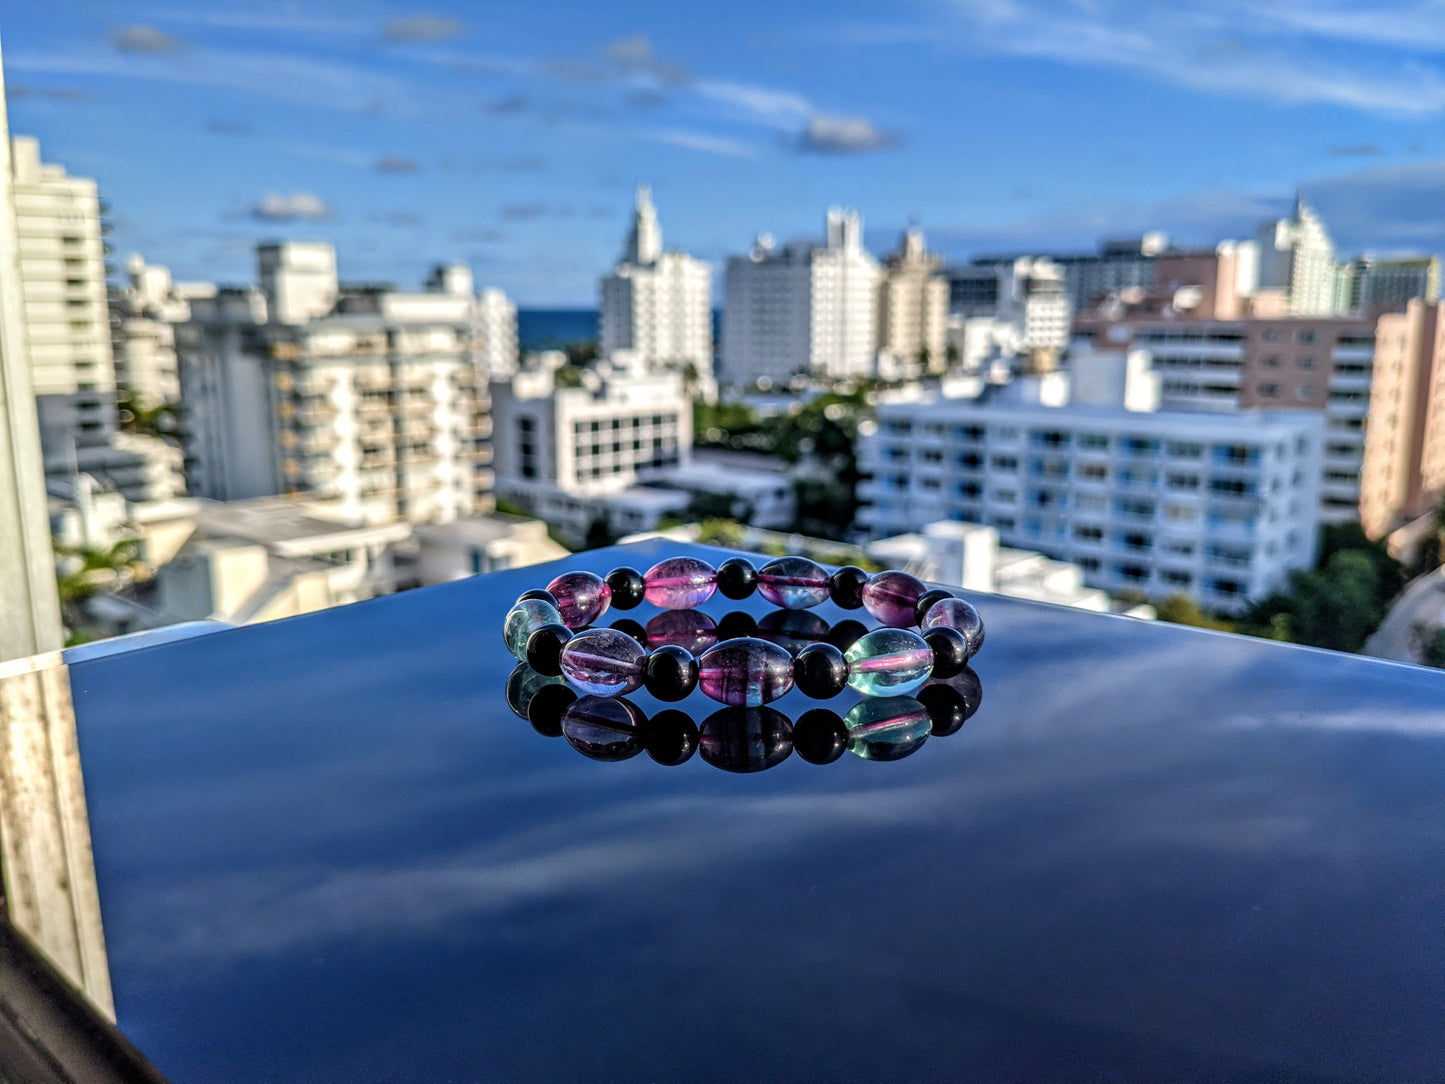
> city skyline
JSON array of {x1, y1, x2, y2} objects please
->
[{"x1": 2, "y1": 1, "x2": 1443, "y2": 304}]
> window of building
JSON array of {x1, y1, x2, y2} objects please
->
[
  {"x1": 1166, "y1": 442, "x2": 1204, "y2": 459},
  {"x1": 1078, "y1": 556, "x2": 1101, "y2": 573},
  {"x1": 1078, "y1": 433, "x2": 1109, "y2": 450},
  {"x1": 991, "y1": 455, "x2": 1019, "y2": 471},
  {"x1": 1262, "y1": 329, "x2": 1284, "y2": 343},
  {"x1": 1297, "y1": 356, "x2": 1316, "y2": 370},
  {"x1": 1079, "y1": 463, "x2": 1107, "y2": 482},
  {"x1": 1259, "y1": 382, "x2": 1279, "y2": 396},
  {"x1": 1262, "y1": 355, "x2": 1281, "y2": 367},
  {"x1": 1161, "y1": 569, "x2": 1191, "y2": 587},
  {"x1": 1074, "y1": 525, "x2": 1104, "y2": 543},
  {"x1": 1294, "y1": 385, "x2": 1313, "y2": 401},
  {"x1": 1295, "y1": 329, "x2": 1317, "y2": 344}
]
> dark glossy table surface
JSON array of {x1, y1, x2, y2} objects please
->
[{"x1": 68, "y1": 542, "x2": 1445, "y2": 1082}]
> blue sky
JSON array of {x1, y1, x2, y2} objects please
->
[{"x1": 4, "y1": 1, "x2": 1443, "y2": 304}]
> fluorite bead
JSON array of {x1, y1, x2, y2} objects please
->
[
  {"x1": 504, "y1": 598, "x2": 564, "y2": 660},
  {"x1": 920, "y1": 597, "x2": 985, "y2": 657},
  {"x1": 861, "y1": 570, "x2": 928, "y2": 628},
  {"x1": 643, "y1": 556, "x2": 718, "y2": 609},
  {"x1": 546, "y1": 570, "x2": 612, "y2": 628},
  {"x1": 645, "y1": 609, "x2": 718, "y2": 654},
  {"x1": 505, "y1": 663, "x2": 565, "y2": 720},
  {"x1": 844, "y1": 628, "x2": 935, "y2": 697},
  {"x1": 697, "y1": 637, "x2": 795, "y2": 707},
  {"x1": 844, "y1": 696, "x2": 932, "y2": 761},
  {"x1": 559, "y1": 627, "x2": 645, "y2": 697},
  {"x1": 756, "y1": 557, "x2": 832, "y2": 610},
  {"x1": 699, "y1": 707, "x2": 794, "y2": 773},
  {"x1": 756, "y1": 609, "x2": 831, "y2": 655},
  {"x1": 561, "y1": 696, "x2": 646, "y2": 762}
]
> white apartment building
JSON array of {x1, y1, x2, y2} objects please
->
[
  {"x1": 943, "y1": 257, "x2": 1071, "y2": 363},
  {"x1": 179, "y1": 243, "x2": 501, "y2": 525},
  {"x1": 1256, "y1": 196, "x2": 1337, "y2": 316},
  {"x1": 857, "y1": 369, "x2": 1323, "y2": 613},
  {"x1": 721, "y1": 208, "x2": 879, "y2": 386},
  {"x1": 878, "y1": 229, "x2": 948, "y2": 372},
  {"x1": 111, "y1": 254, "x2": 216, "y2": 406},
  {"x1": 600, "y1": 185, "x2": 712, "y2": 376},
  {"x1": 476, "y1": 286, "x2": 519, "y2": 379}
]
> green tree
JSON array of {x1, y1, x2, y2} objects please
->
[
  {"x1": 1153, "y1": 594, "x2": 1235, "y2": 632},
  {"x1": 945, "y1": 342, "x2": 962, "y2": 368},
  {"x1": 563, "y1": 340, "x2": 599, "y2": 367},
  {"x1": 583, "y1": 516, "x2": 614, "y2": 550},
  {"x1": 553, "y1": 364, "x2": 587, "y2": 389}
]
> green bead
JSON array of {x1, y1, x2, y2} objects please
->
[
  {"x1": 844, "y1": 696, "x2": 932, "y2": 761},
  {"x1": 843, "y1": 628, "x2": 934, "y2": 697},
  {"x1": 504, "y1": 599, "x2": 564, "y2": 659}
]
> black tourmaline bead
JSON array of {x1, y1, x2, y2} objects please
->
[
  {"x1": 826, "y1": 618, "x2": 868, "y2": 651},
  {"x1": 605, "y1": 567, "x2": 646, "y2": 610},
  {"x1": 643, "y1": 644, "x2": 699, "y2": 702},
  {"x1": 644, "y1": 709, "x2": 700, "y2": 766},
  {"x1": 525, "y1": 623, "x2": 572, "y2": 677},
  {"x1": 608, "y1": 617, "x2": 648, "y2": 645},
  {"x1": 518, "y1": 588, "x2": 557, "y2": 606},
  {"x1": 716, "y1": 610, "x2": 758, "y2": 641},
  {"x1": 828, "y1": 565, "x2": 871, "y2": 610},
  {"x1": 716, "y1": 558, "x2": 758, "y2": 600},
  {"x1": 923, "y1": 626, "x2": 969, "y2": 679},
  {"x1": 794, "y1": 642, "x2": 849, "y2": 699},
  {"x1": 914, "y1": 588, "x2": 954, "y2": 626},
  {"x1": 793, "y1": 708, "x2": 849, "y2": 764},
  {"x1": 527, "y1": 683, "x2": 576, "y2": 738},
  {"x1": 917, "y1": 683, "x2": 968, "y2": 737}
]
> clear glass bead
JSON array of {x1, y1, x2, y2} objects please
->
[
  {"x1": 559, "y1": 628, "x2": 645, "y2": 696},
  {"x1": 920, "y1": 598, "x2": 985, "y2": 657},
  {"x1": 546, "y1": 571, "x2": 612, "y2": 628},
  {"x1": 645, "y1": 609, "x2": 718, "y2": 654},
  {"x1": 861, "y1": 570, "x2": 927, "y2": 627},
  {"x1": 756, "y1": 557, "x2": 831, "y2": 609},
  {"x1": 561, "y1": 696, "x2": 646, "y2": 762},
  {"x1": 504, "y1": 598, "x2": 564, "y2": 660},
  {"x1": 697, "y1": 637, "x2": 795, "y2": 706},
  {"x1": 845, "y1": 696, "x2": 932, "y2": 761},
  {"x1": 643, "y1": 556, "x2": 718, "y2": 609},
  {"x1": 844, "y1": 628, "x2": 934, "y2": 697}
]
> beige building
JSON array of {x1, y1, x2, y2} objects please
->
[
  {"x1": 878, "y1": 229, "x2": 948, "y2": 373},
  {"x1": 1360, "y1": 301, "x2": 1445, "y2": 537},
  {"x1": 110, "y1": 254, "x2": 215, "y2": 407}
]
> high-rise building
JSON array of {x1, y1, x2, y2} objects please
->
[
  {"x1": 721, "y1": 208, "x2": 879, "y2": 386},
  {"x1": 1359, "y1": 301, "x2": 1445, "y2": 537},
  {"x1": 1256, "y1": 196, "x2": 1337, "y2": 316},
  {"x1": 599, "y1": 186, "x2": 712, "y2": 377},
  {"x1": 1360, "y1": 256, "x2": 1441, "y2": 310},
  {"x1": 877, "y1": 229, "x2": 948, "y2": 372},
  {"x1": 0, "y1": 55, "x2": 63, "y2": 660},
  {"x1": 476, "y1": 287, "x2": 518, "y2": 380},
  {"x1": 179, "y1": 243, "x2": 500, "y2": 525},
  {"x1": 970, "y1": 233, "x2": 1169, "y2": 312},
  {"x1": 856, "y1": 362, "x2": 1323, "y2": 613},
  {"x1": 110, "y1": 254, "x2": 215, "y2": 407}
]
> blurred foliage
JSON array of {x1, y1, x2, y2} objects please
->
[
  {"x1": 563, "y1": 340, "x2": 599, "y2": 367},
  {"x1": 553, "y1": 364, "x2": 587, "y2": 389},
  {"x1": 1416, "y1": 624, "x2": 1445, "y2": 669},
  {"x1": 1153, "y1": 594, "x2": 1235, "y2": 632},
  {"x1": 116, "y1": 390, "x2": 180, "y2": 440}
]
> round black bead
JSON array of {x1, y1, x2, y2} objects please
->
[
  {"x1": 517, "y1": 588, "x2": 556, "y2": 606},
  {"x1": 604, "y1": 567, "x2": 645, "y2": 610},
  {"x1": 716, "y1": 610, "x2": 758, "y2": 641},
  {"x1": 525, "y1": 623, "x2": 572, "y2": 677},
  {"x1": 644, "y1": 709, "x2": 700, "y2": 766},
  {"x1": 608, "y1": 617, "x2": 648, "y2": 645},
  {"x1": 923, "y1": 626, "x2": 970, "y2": 679},
  {"x1": 716, "y1": 558, "x2": 758, "y2": 600},
  {"x1": 915, "y1": 588, "x2": 954, "y2": 626},
  {"x1": 917, "y1": 683, "x2": 968, "y2": 737},
  {"x1": 828, "y1": 565, "x2": 871, "y2": 610},
  {"x1": 643, "y1": 644, "x2": 699, "y2": 701},
  {"x1": 794, "y1": 642, "x2": 849, "y2": 699},
  {"x1": 527, "y1": 683, "x2": 576, "y2": 738},
  {"x1": 793, "y1": 708, "x2": 848, "y2": 764},
  {"x1": 826, "y1": 618, "x2": 868, "y2": 651}
]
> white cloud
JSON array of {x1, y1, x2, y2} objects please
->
[
  {"x1": 797, "y1": 114, "x2": 899, "y2": 154},
  {"x1": 382, "y1": 15, "x2": 467, "y2": 44},
  {"x1": 109, "y1": 24, "x2": 181, "y2": 54},
  {"x1": 641, "y1": 128, "x2": 757, "y2": 157},
  {"x1": 250, "y1": 191, "x2": 333, "y2": 222}
]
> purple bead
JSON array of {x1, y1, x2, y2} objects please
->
[
  {"x1": 561, "y1": 696, "x2": 646, "y2": 762},
  {"x1": 642, "y1": 556, "x2": 717, "y2": 609},
  {"x1": 645, "y1": 609, "x2": 718, "y2": 655},
  {"x1": 756, "y1": 609, "x2": 831, "y2": 655},
  {"x1": 756, "y1": 557, "x2": 831, "y2": 609},
  {"x1": 699, "y1": 707, "x2": 794, "y2": 773},
  {"x1": 546, "y1": 571, "x2": 612, "y2": 628},
  {"x1": 559, "y1": 628, "x2": 645, "y2": 697},
  {"x1": 920, "y1": 597, "x2": 985, "y2": 657},
  {"x1": 861, "y1": 570, "x2": 928, "y2": 628},
  {"x1": 697, "y1": 637, "x2": 795, "y2": 707}
]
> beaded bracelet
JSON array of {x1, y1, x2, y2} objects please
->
[
  {"x1": 508, "y1": 661, "x2": 983, "y2": 770},
  {"x1": 501, "y1": 556, "x2": 984, "y2": 708}
]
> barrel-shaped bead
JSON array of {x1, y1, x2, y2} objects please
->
[
  {"x1": 642, "y1": 556, "x2": 717, "y2": 610},
  {"x1": 645, "y1": 608, "x2": 718, "y2": 654},
  {"x1": 504, "y1": 598, "x2": 564, "y2": 659},
  {"x1": 920, "y1": 597, "x2": 985, "y2": 657},
  {"x1": 756, "y1": 557, "x2": 832, "y2": 610},
  {"x1": 559, "y1": 628, "x2": 646, "y2": 697},
  {"x1": 699, "y1": 707, "x2": 794, "y2": 773},
  {"x1": 861, "y1": 570, "x2": 928, "y2": 628},
  {"x1": 844, "y1": 628, "x2": 935, "y2": 697},
  {"x1": 545, "y1": 570, "x2": 612, "y2": 628},
  {"x1": 697, "y1": 637, "x2": 795, "y2": 707},
  {"x1": 844, "y1": 696, "x2": 932, "y2": 761},
  {"x1": 561, "y1": 696, "x2": 646, "y2": 762}
]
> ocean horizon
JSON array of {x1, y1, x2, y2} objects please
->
[{"x1": 518, "y1": 308, "x2": 722, "y2": 353}]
